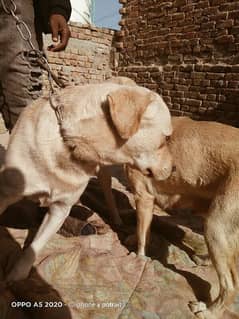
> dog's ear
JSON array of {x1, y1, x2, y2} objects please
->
[{"x1": 107, "y1": 88, "x2": 153, "y2": 139}]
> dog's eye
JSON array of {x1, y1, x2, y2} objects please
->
[{"x1": 165, "y1": 135, "x2": 171, "y2": 142}]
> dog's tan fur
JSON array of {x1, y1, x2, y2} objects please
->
[
  {"x1": 0, "y1": 82, "x2": 172, "y2": 281},
  {"x1": 105, "y1": 76, "x2": 137, "y2": 87},
  {"x1": 125, "y1": 116, "x2": 239, "y2": 318},
  {"x1": 99, "y1": 77, "x2": 239, "y2": 318}
]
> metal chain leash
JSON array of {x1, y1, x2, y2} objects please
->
[
  {"x1": 1, "y1": 0, "x2": 35, "y2": 49},
  {"x1": 1, "y1": 0, "x2": 65, "y2": 124}
]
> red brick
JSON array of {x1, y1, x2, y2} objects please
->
[
  {"x1": 211, "y1": 0, "x2": 225, "y2": 5},
  {"x1": 217, "y1": 19, "x2": 234, "y2": 30},
  {"x1": 185, "y1": 98, "x2": 202, "y2": 107},
  {"x1": 215, "y1": 35, "x2": 235, "y2": 44},
  {"x1": 171, "y1": 13, "x2": 185, "y2": 21},
  {"x1": 191, "y1": 72, "x2": 205, "y2": 79},
  {"x1": 206, "y1": 73, "x2": 225, "y2": 80}
]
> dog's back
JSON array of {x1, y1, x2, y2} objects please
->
[{"x1": 154, "y1": 117, "x2": 239, "y2": 201}]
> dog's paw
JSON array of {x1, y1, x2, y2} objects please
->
[
  {"x1": 188, "y1": 301, "x2": 218, "y2": 319},
  {"x1": 189, "y1": 301, "x2": 207, "y2": 314}
]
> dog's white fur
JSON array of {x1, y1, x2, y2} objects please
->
[{"x1": 0, "y1": 82, "x2": 173, "y2": 281}]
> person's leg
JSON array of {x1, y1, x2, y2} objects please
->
[{"x1": 0, "y1": 0, "x2": 42, "y2": 131}]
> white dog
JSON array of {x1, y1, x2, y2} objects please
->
[{"x1": 0, "y1": 82, "x2": 173, "y2": 281}]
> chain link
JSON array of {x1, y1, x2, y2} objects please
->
[
  {"x1": 1, "y1": 0, "x2": 65, "y2": 123},
  {"x1": 1, "y1": 0, "x2": 35, "y2": 51},
  {"x1": 1, "y1": 0, "x2": 16, "y2": 14}
]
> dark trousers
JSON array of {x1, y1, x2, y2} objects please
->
[{"x1": 0, "y1": 0, "x2": 42, "y2": 130}]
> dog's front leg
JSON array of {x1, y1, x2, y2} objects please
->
[
  {"x1": 136, "y1": 192, "x2": 155, "y2": 256},
  {"x1": 126, "y1": 166, "x2": 155, "y2": 256},
  {"x1": 6, "y1": 202, "x2": 71, "y2": 282}
]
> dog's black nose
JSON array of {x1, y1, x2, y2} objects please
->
[{"x1": 172, "y1": 165, "x2": 176, "y2": 172}]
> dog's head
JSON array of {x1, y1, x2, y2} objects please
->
[
  {"x1": 61, "y1": 83, "x2": 173, "y2": 180},
  {"x1": 107, "y1": 86, "x2": 174, "y2": 180}
]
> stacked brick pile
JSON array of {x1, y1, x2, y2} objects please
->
[
  {"x1": 117, "y1": 0, "x2": 239, "y2": 126},
  {"x1": 44, "y1": 22, "x2": 117, "y2": 88}
]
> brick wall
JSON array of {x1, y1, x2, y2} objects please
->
[
  {"x1": 117, "y1": 0, "x2": 239, "y2": 126},
  {"x1": 44, "y1": 22, "x2": 118, "y2": 88}
]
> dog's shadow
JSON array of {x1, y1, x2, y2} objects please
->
[
  {"x1": 123, "y1": 210, "x2": 212, "y2": 303},
  {"x1": 0, "y1": 225, "x2": 72, "y2": 319}
]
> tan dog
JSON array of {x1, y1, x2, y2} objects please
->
[
  {"x1": 0, "y1": 82, "x2": 173, "y2": 281},
  {"x1": 125, "y1": 117, "x2": 239, "y2": 319}
]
